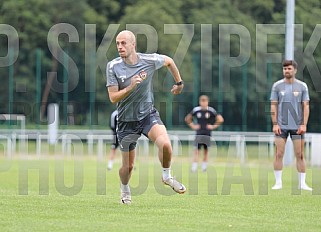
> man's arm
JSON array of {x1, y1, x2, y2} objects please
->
[
  {"x1": 107, "y1": 86, "x2": 131, "y2": 104},
  {"x1": 297, "y1": 101, "x2": 309, "y2": 134},
  {"x1": 270, "y1": 101, "x2": 278, "y2": 125},
  {"x1": 207, "y1": 114, "x2": 224, "y2": 130},
  {"x1": 185, "y1": 113, "x2": 199, "y2": 130},
  {"x1": 302, "y1": 101, "x2": 310, "y2": 126},
  {"x1": 271, "y1": 100, "x2": 281, "y2": 135},
  {"x1": 107, "y1": 74, "x2": 143, "y2": 104},
  {"x1": 163, "y1": 56, "x2": 184, "y2": 95}
]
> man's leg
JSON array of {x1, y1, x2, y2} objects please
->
[
  {"x1": 191, "y1": 148, "x2": 200, "y2": 172},
  {"x1": 108, "y1": 148, "x2": 116, "y2": 170},
  {"x1": 202, "y1": 147, "x2": 208, "y2": 172},
  {"x1": 199, "y1": 136, "x2": 210, "y2": 172},
  {"x1": 292, "y1": 137, "x2": 312, "y2": 190},
  {"x1": 148, "y1": 124, "x2": 172, "y2": 167},
  {"x1": 148, "y1": 124, "x2": 186, "y2": 194},
  {"x1": 108, "y1": 135, "x2": 119, "y2": 170},
  {"x1": 272, "y1": 137, "x2": 286, "y2": 189},
  {"x1": 119, "y1": 149, "x2": 135, "y2": 204},
  {"x1": 119, "y1": 149, "x2": 136, "y2": 185}
]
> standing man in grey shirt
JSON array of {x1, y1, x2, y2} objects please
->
[
  {"x1": 270, "y1": 60, "x2": 312, "y2": 191},
  {"x1": 106, "y1": 30, "x2": 186, "y2": 204}
]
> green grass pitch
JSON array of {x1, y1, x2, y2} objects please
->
[{"x1": 0, "y1": 152, "x2": 321, "y2": 232}]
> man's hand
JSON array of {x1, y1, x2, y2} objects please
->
[
  {"x1": 127, "y1": 74, "x2": 143, "y2": 91},
  {"x1": 189, "y1": 123, "x2": 200, "y2": 130},
  {"x1": 206, "y1": 124, "x2": 218, "y2": 130},
  {"x1": 171, "y1": 84, "x2": 183, "y2": 95},
  {"x1": 273, "y1": 124, "x2": 281, "y2": 135},
  {"x1": 297, "y1": 125, "x2": 307, "y2": 135}
]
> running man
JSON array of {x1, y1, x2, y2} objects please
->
[
  {"x1": 185, "y1": 95, "x2": 224, "y2": 172},
  {"x1": 270, "y1": 59, "x2": 312, "y2": 191},
  {"x1": 107, "y1": 109, "x2": 118, "y2": 171},
  {"x1": 106, "y1": 30, "x2": 186, "y2": 204}
]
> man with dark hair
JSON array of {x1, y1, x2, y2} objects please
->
[
  {"x1": 106, "y1": 30, "x2": 186, "y2": 204},
  {"x1": 185, "y1": 95, "x2": 224, "y2": 172},
  {"x1": 270, "y1": 59, "x2": 312, "y2": 191},
  {"x1": 282, "y1": 59, "x2": 297, "y2": 69}
]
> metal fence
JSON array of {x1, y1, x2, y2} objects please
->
[{"x1": 1, "y1": 129, "x2": 320, "y2": 166}]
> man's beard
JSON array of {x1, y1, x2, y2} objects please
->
[{"x1": 284, "y1": 73, "x2": 293, "y2": 79}]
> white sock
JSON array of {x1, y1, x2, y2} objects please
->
[
  {"x1": 120, "y1": 183, "x2": 130, "y2": 193},
  {"x1": 274, "y1": 170, "x2": 282, "y2": 185},
  {"x1": 108, "y1": 160, "x2": 113, "y2": 169},
  {"x1": 298, "y1": 172, "x2": 306, "y2": 187},
  {"x1": 202, "y1": 162, "x2": 207, "y2": 170},
  {"x1": 162, "y1": 167, "x2": 172, "y2": 180},
  {"x1": 191, "y1": 162, "x2": 198, "y2": 172}
]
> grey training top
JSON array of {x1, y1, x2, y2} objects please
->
[
  {"x1": 270, "y1": 78, "x2": 309, "y2": 130},
  {"x1": 106, "y1": 53, "x2": 165, "y2": 122}
]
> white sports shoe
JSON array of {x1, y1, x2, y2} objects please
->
[
  {"x1": 162, "y1": 177, "x2": 186, "y2": 194},
  {"x1": 299, "y1": 184, "x2": 313, "y2": 191},
  {"x1": 120, "y1": 191, "x2": 131, "y2": 205},
  {"x1": 272, "y1": 183, "x2": 282, "y2": 190}
]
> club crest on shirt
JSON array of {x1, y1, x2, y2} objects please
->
[
  {"x1": 280, "y1": 91, "x2": 285, "y2": 96},
  {"x1": 293, "y1": 91, "x2": 299, "y2": 97},
  {"x1": 139, "y1": 70, "x2": 147, "y2": 80},
  {"x1": 205, "y1": 112, "x2": 210, "y2": 119}
]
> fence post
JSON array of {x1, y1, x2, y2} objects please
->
[{"x1": 311, "y1": 134, "x2": 321, "y2": 166}]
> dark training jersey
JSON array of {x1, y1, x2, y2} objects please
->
[
  {"x1": 106, "y1": 53, "x2": 165, "y2": 122},
  {"x1": 190, "y1": 106, "x2": 218, "y2": 136}
]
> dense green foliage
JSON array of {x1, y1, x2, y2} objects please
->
[{"x1": 1, "y1": 0, "x2": 321, "y2": 131}]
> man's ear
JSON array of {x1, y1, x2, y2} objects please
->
[{"x1": 294, "y1": 68, "x2": 297, "y2": 74}]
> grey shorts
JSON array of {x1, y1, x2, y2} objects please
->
[
  {"x1": 276, "y1": 129, "x2": 304, "y2": 140},
  {"x1": 117, "y1": 109, "x2": 164, "y2": 151},
  {"x1": 194, "y1": 135, "x2": 211, "y2": 150}
]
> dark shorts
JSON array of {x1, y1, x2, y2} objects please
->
[
  {"x1": 111, "y1": 132, "x2": 119, "y2": 149},
  {"x1": 117, "y1": 109, "x2": 164, "y2": 151},
  {"x1": 194, "y1": 135, "x2": 211, "y2": 150},
  {"x1": 276, "y1": 129, "x2": 304, "y2": 140}
]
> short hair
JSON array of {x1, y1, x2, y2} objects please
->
[
  {"x1": 282, "y1": 60, "x2": 298, "y2": 69},
  {"x1": 199, "y1": 95, "x2": 209, "y2": 102},
  {"x1": 117, "y1": 30, "x2": 136, "y2": 44}
]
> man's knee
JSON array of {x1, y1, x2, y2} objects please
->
[
  {"x1": 121, "y1": 163, "x2": 134, "y2": 173},
  {"x1": 154, "y1": 134, "x2": 172, "y2": 152},
  {"x1": 275, "y1": 151, "x2": 284, "y2": 160},
  {"x1": 294, "y1": 151, "x2": 304, "y2": 160},
  {"x1": 162, "y1": 141, "x2": 172, "y2": 153}
]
